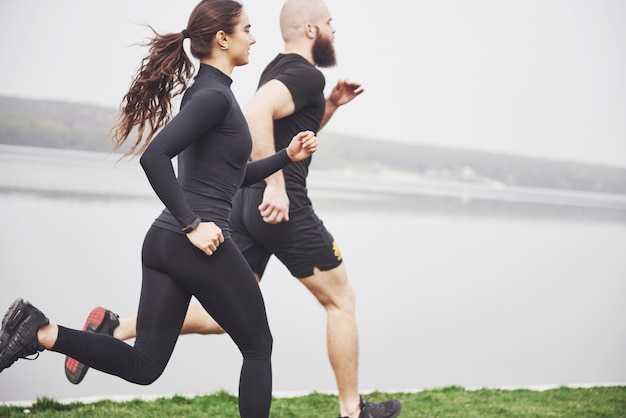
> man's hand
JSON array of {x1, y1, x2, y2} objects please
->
[
  {"x1": 327, "y1": 79, "x2": 364, "y2": 108},
  {"x1": 259, "y1": 182, "x2": 290, "y2": 224},
  {"x1": 320, "y1": 79, "x2": 364, "y2": 130},
  {"x1": 259, "y1": 131, "x2": 315, "y2": 224}
]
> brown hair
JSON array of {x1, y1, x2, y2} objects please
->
[{"x1": 112, "y1": 0, "x2": 243, "y2": 158}]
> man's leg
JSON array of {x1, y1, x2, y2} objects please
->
[
  {"x1": 113, "y1": 301, "x2": 225, "y2": 341},
  {"x1": 299, "y1": 263, "x2": 361, "y2": 418}
]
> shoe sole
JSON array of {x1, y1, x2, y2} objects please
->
[{"x1": 64, "y1": 307, "x2": 107, "y2": 384}]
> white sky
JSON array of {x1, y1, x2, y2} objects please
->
[{"x1": 1, "y1": 0, "x2": 625, "y2": 167}]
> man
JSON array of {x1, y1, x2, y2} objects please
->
[{"x1": 66, "y1": 1, "x2": 401, "y2": 417}]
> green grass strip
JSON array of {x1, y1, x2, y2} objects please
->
[{"x1": 1, "y1": 386, "x2": 625, "y2": 417}]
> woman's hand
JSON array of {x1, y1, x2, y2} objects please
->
[
  {"x1": 186, "y1": 221, "x2": 224, "y2": 256},
  {"x1": 286, "y1": 130, "x2": 318, "y2": 162}
]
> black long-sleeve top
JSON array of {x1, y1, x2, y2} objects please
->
[{"x1": 140, "y1": 64, "x2": 292, "y2": 238}]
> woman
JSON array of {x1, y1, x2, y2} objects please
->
[{"x1": 0, "y1": 1, "x2": 317, "y2": 417}]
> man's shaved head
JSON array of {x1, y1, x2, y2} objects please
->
[{"x1": 279, "y1": 0, "x2": 328, "y2": 42}]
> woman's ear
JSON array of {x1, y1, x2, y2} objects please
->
[{"x1": 215, "y1": 30, "x2": 229, "y2": 50}]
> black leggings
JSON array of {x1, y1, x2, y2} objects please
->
[{"x1": 52, "y1": 226, "x2": 273, "y2": 418}]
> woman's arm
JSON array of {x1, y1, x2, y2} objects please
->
[
  {"x1": 140, "y1": 91, "x2": 228, "y2": 228},
  {"x1": 241, "y1": 131, "x2": 317, "y2": 188}
]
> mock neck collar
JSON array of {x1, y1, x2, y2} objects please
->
[{"x1": 197, "y1": 63, "x2": 233, "y2": 87}]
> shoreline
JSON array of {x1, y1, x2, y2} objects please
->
[{"x1": 2, "y1": 144, "x2": 626, "y2": 218}]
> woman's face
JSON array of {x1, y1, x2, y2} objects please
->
[{"x1": 229, "y1": 10, "x2": 256, "y2": 67}]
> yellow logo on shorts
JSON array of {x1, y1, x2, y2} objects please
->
[{"x1": 332, "y1": 240, "x2": 342, "y2": 261}]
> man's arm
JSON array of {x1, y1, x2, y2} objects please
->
[
  {"x1": 319, "y1": 79, "x2": 365, "y2": 131},
  {"x1": 243, "y1": 80, "x2": 296, "y2": 224}
]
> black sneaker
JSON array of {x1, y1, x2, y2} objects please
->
[
  {"x1": 339, "y1": 396, "x2": 402, "y2": 418},
  {"x1": 64, "y1": 306, "x2": 119, "y2": 384},
  {"x1": 0, "y1": 298, "x2": 50, "y2": 373}
]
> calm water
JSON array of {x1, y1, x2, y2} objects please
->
[{"x1": 1, "y1": 146, "x2": 625, "y2": 403}]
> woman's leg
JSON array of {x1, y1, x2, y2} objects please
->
[
  {"x1": 204, "y1": 244, "x2": 273, "y2": 418},
  {"x1": 166, "y1": 238, "x2": 273, "y2": 418},
  {"x1": 51, "y1": 226, "x2": 190, "y2": 384}
]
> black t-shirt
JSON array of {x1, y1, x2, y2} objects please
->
[
  {"x1": 140, "y1": 64, "x2": 291, "y2": 237},
  {"x1": 257, "y1": 53, "x2": 326, "y2": 189}
]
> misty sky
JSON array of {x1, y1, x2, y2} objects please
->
[{"x1": 1, "y1": 0, "x2": 625, "y2": 167}]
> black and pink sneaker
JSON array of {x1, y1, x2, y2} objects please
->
[{"x1": 64, "y1": 306, "x2": 119, "y2": 384}]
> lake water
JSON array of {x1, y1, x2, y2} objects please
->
[{"x1": 1, "y1": 145, "x2": 625, "y2": 403}]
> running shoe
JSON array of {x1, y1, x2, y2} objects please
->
[
  {"x1": 0, "y1": 298, "x2": 50, "y2": 373},
  {"x1": 339, "y1": 396, "x2": 402, "y2": 418},
  {"x1": 64, "y1": 306, "x2": 119, "y2": 384}
]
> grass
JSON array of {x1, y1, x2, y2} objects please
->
[{"x1": 1, "y1": 386, "x2": 625, "y2": 417}]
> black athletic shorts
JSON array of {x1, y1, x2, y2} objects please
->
[{"x1": 230, "y1": 186, "x2": 343, "y2": 279}]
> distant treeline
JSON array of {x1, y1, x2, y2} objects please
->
[
  {"x1": 0, "y1": 96, "x2": 117, "y2": 152},
  {"x1": 1, "y1": 95, "x2": 625, "y2": 194}
]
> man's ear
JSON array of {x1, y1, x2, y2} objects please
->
[{"x1": 304, "y1": 23, "x2": 317, "y2": 39}]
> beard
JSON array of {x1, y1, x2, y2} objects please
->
[{"x1": 312, "y1": 31, "x2": 336, "y2": 68}]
